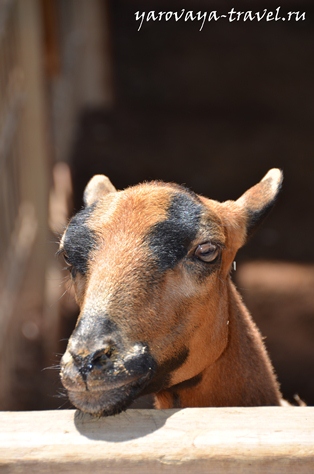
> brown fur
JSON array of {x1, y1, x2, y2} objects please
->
[{"x1": 60, "y1": 170, "x2": 283, "y2": 415}]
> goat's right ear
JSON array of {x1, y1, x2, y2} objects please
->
[
  {"x1": 236, "y1": 168, "x2": 283, "y2": 240},
  {"x1": 83, "y1": 174, "x2": 117, "y2": 207}
]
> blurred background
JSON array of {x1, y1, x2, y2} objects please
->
[{"x1": 0, "y1": 0, "x2": 313, "y2": 411}]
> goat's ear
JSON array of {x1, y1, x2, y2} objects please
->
[
  {"x1": 83, "y1": 174, "x2": 117, "y2": 207},
  {"x1": 236, "y1": 168, "x2": 283, "y2": 239}
]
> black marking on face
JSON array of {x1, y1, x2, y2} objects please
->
[
  {"x1": 73, "y1": 316, "x2": 119, "y2": 345},
  {"x1": 142, "y1": 346, "x2": 189, "y2": 394},
  {"x1": 147, "y1": 192, "x2": 202, "y2": 272},
  {"x1": 63, "y1": 205, "x2": 96, "y2": 276}
]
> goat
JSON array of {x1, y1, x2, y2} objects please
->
[{"x1": 59, "y1": 169, "x2": 283, "y2": 416}]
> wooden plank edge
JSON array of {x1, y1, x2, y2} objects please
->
[{"x1": 0, "y1": 407, "x2": 313, "y2": 473}]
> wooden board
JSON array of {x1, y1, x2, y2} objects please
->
[{"x1": 0, "y1": 407, "x2": 314, "y2": 473}]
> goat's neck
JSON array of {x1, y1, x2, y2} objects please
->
[{"x1": 155, "y1": 280, "x2": 282, "y2": 408}]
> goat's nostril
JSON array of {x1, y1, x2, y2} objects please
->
[
  {"x1": 92, "y1": 347, "x2": 113, "y2": 367},
  {"x1": 69, "y1": 346, "x2": 114, "y2": 381},
  {"x1": 79, "y1": 364, "x2": 93, "y2": 379}
]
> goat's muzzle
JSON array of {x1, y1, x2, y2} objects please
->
[{"x1": 60, "y1": 341, "x2": 156, "y2": 416}]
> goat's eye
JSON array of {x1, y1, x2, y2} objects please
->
[{"x1": 195, "y1": 242, "x2": 219, "y2": 263}]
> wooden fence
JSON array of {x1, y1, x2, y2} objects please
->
[{"x1": 1, "y1": 407, "x2": 313, "y2": 473}]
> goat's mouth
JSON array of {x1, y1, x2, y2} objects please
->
[{"x1": 66, "y1": 371, "x2": 153, "y2": 416}]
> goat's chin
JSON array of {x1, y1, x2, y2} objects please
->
[{"x1": 67, "y1": 376, "x2": 150, "y2": 417}]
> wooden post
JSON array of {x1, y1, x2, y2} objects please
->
[
  {"x1": 0, "y1": 407, "x2": 314, "y2": 473},
  {"x1": 0, "y1": 0, "x2": 51, "y2": 410}
]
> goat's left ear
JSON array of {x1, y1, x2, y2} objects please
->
[
  {"x1": 236, "y1": 168, "x2": 283, "y2": 239},
  {"x1": 83, "y1": 174, "x2": 117, "y2": 207}
]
